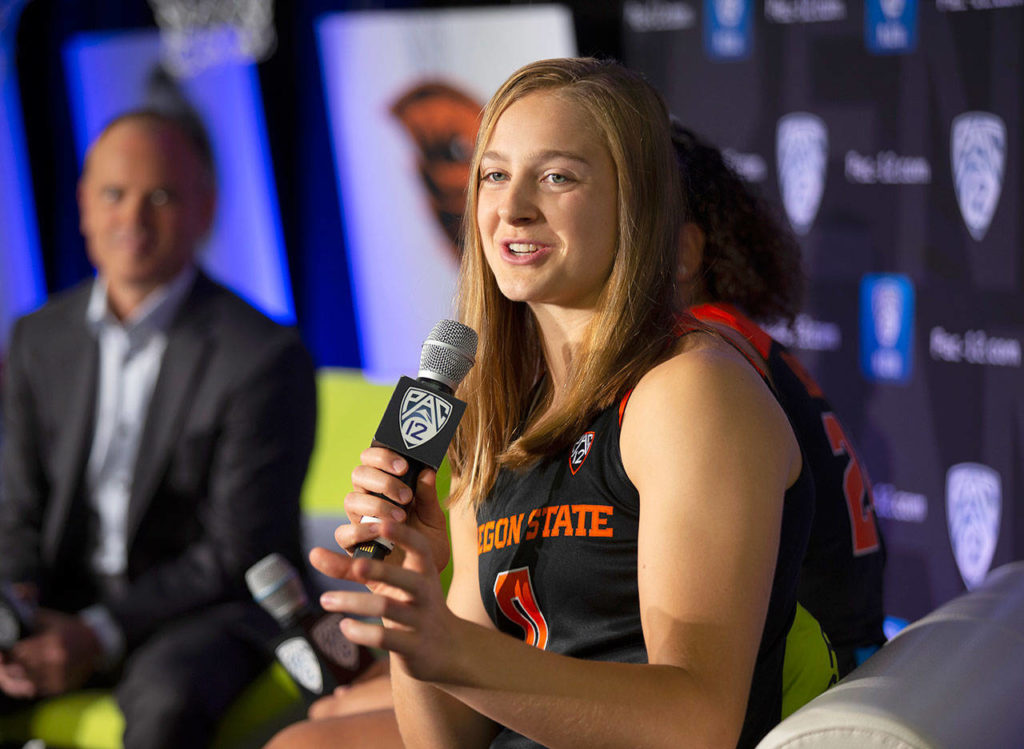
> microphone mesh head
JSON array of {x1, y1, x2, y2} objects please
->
[
  {"x1": 418, "y1": 319, "x2": 478, "y2": 391},
  {"x1": 245, "y1": 553, "x2": 308, "y2": 625}
]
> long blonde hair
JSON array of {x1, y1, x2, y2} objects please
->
[{"x1": 450, "y1": 58, "x2": 683, "y2": 507}]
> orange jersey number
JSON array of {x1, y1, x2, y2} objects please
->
[
  {"x1": 493, "y1": 567, "x2": 550, "y2": 649},
  {"x1": 821, "y1": 412, "x2": 881, "y2": 555}
]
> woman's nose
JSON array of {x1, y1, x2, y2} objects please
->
[{"x1": 497, "y1": 180, "x2": 538, "y2": 224}]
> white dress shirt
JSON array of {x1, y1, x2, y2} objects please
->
[{"x1": 79, "y1": 266, "x2": 196, "y2": 665}]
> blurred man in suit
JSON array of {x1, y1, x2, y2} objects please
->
[{"x1": 0, "y1": 110, "x2": 317, "y2": 747}]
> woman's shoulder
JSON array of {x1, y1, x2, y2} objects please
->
[
  {"x1": 621, "y1": 329, "x2": 800, "y2": 487},
  {"x1": 631, "y1": 330, "x2": 769, "y2": 404},
  {"x1": 624, "y1": 329, "x2": 795, "y2": 448}
]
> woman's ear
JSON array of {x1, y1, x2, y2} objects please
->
[
  {"x1": 676, "y1": 222, "x2": 707, "y2": 308},
  {"x1": 677, "y1": 222, "x2": 705, "y2": 284}
]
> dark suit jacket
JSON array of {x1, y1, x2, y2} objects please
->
[{"x1": 0, "y1": 272, "x2": 316, "y2": 650}]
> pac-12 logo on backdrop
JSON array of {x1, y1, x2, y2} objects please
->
[
  {"x1": 400, "y1": 387, "x2": 453, "y2": 449},
  {"x1": 703, "y1": 0, "x2": 752, "y2": 60},
  {"x1": 946, "y1": 462, "x2": 1002, "y2": 590},
  {"x1": 859, "y1": 274, "x2": 914, "y2": 383},
  {"x1": 776, "y1": 113, "x2": 828, "y2": 236},
  {"x1": 951, "y1": 112, "x2": 1006, "y2": 242},
  {"x1": 865, "y1": 0, "x2": 918, "y2": 54}
]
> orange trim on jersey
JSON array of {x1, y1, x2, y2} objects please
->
[
  {"x1": 618, "y1": 389, "x2": 634, "y2": 427},
  {"x1": 690, "y1": 302, "x2": 773, "y2": 359},
  {"x1": 780, "y1": 349, "x2": 825, "y2": 399},
  {"x1": 686, "y1": 303, "x2": 770, "y2": 380},
  {"x1": 621, "y1": 307, "x2": 772, "y2": 428}
]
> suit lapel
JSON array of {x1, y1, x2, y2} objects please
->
[
  {"x1": 43, "y1": 292, "x2": 99, "y2": 566},
  {"x1": 126, "y1": 276, "x2": 216, "y2": 547}
]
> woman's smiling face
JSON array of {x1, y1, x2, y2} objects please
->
[{"x1": 475, "y1": 89, "x2": 618, "y2": 314}]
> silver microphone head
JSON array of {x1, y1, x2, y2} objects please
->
[
  {"x1": 245, "y1": 553, "x2": 308, "y2": 626},
  {"x1": 418, "y1": 319, "x2": 478, "y2": 392}
]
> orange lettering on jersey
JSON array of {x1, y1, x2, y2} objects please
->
[
  {"x1": 480, "y1": 520, "x2": 495, "y2": 553},
  {"x1": 526, "y1": 509, "x2": 541, "y2": 540},
  {"x1": 494, "y1": 517, "x2": 509, "y2": 549},
  {"x1": 590, "y1": 505, "x2": 614, "y2": 537},
  {"x1": 507, "y1": 513, "x2": 524, "y2": 545},
  {"x1": 551, "y1": 504, "x2": 573, "y2": 537},
  {"x1": 570, "y1": 505, "x2": 591, "y2": 536},
  {"x1": 541, "y1": 506, "x2": 559, "y2": 536},
  {"x1": 478, "y1": 504, "x2": 616, "y2": 554}
]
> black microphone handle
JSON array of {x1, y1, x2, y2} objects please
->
[
  {"x1": 270, "y1": 611, "x2": 377, "y2": 705},
  {"x1": 353, "y1": 446, "x2": 430, "y2": 560},
  {"x1": 306, "y1": 610, "x2": 378, "y2": 683},
  {"x1": 353, "y1": 373, "x2": 460, "y2": 561}
]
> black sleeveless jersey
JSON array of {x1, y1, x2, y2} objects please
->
[
  {"x1": 691, "y1": 303, "x2": 886, "y2": 666},
  {"x1": 476, "y1": 363, "x2": 817, "y2": 748}
]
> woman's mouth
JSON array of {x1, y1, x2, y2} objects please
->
[{"x1": 508, "y1": 242, "x2": 542, "y2": 256}]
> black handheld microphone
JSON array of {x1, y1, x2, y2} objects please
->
[
  {"x1": 0, "y1": 584, "x2": 35, "y2": 652},
  {"x1": 354, "y1": 319, "x2": 478, "y2": 560},
  {"x1": 245, "y1": 553, "x2": 375, "y2": 703}
]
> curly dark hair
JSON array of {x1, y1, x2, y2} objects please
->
[{"x1": 673, "y1": 123, "x2": 804, "y2": 323}]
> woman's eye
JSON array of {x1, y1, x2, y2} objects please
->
[
  {"x1": 544, "y1": 173, "x2": 570, "y2": 185},
  {"x1": 481, "y1": 171, "x2": 507, "y2": 184}
]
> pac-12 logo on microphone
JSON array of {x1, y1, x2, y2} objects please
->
[
  {"x1": 275, "y1": 637, "x2": 323, "y2": 694},
  {"x1": 569, "y1": 431, "x2": 595, "y2": 475},
  {"x1": 946, "y1": 462, "x2": 1002, "y2": 590},
  {"x1": 400, "y1": 387, "x2": 453, "y2": 449},
  {"x1": 951, "y1": 112, "x2": 1006, "y2": 242}
]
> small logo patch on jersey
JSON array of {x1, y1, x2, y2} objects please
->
[{"x1": 569, "y1": 431, "x2": 595, "y2": 475}]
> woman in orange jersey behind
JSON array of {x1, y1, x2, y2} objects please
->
[
  {"x1": 278, "y1": 57, "x2": 829, "y2": 749},
  {"x1": 672, "y1": 124, "x2": 887, "y2": 678}
]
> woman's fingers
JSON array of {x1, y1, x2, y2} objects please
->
[
  {"x1": 322, "y1": 538, "x2": 428, "y2": 598},
  {"x1": 350, "y1": 465, "x2": 413, "y2": 509},
  {"x1": 309, "y1": 545, "x2": 354, "y2": 578},
  {"x1": 343, "y1": 491, "x2": 406, "y2": 528},
  {"x1": 319, "y1": 524, "x2": 441, "y2": 615},
  {"x1": 358, "y1": 446, "x2": 410, "y2": 473},
  {"x1": 339, "y1": 616, "x2": 426, "y2": 654},
  {"x1": 333, "y1": 518, "x2": 390, "y2": 554},
  {"x1": 342, "y1": 447, "x2": 418, "y2": 527},
  {"x1": 315, "y1": 521, "x2": 456, "y2": 682},
  {"x1": 373, "y1": 520, "x2": 438, "y2": 576},
  {"x1": 321, "y1": 588, "x2": 418, "y2": 629}
]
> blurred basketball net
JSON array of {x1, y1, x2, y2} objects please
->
[{"x1": 146, "y1": 0, "x2": 276, "y2": 78}]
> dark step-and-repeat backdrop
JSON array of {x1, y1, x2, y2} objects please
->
[
  {"x1": 624, "y1": 0, "x2": 1022, "y2": 624},
  {"x1": 1, "y1": 1, "x2": 1020, "y2": 629}
]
